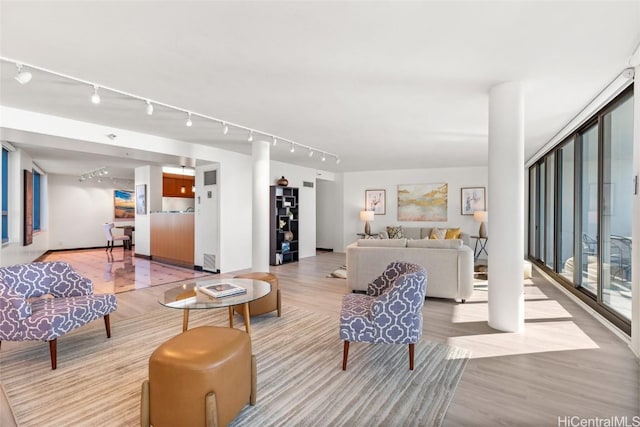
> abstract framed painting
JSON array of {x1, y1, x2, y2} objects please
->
[{"x1": 397, "y1": 183, "x2": 447, "y2": 221}]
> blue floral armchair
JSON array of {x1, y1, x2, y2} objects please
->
[
  {"x1": 340, "y1": 261, "x2": 427, "y2": 370},
  {"x1": 0, "y1": 261, "x2": 117, "y2": 369}
]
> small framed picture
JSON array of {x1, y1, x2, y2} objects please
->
[
  {"x1": 365, "y1": 189, "x2": 386, "y2": 215},
  {"x1": 136, "y1": 184, "x2": 147, "y2": 215},
  {"x1": 461, "y1": 187, "x2": 486, "y2": 215}
]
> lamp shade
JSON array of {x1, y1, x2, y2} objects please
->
[
  {"x1": 360, "y1": 210, "x2": 375, "y2": 221},
  {"x1": 473, "y1": 211, "x2": 488, "y2": 222}
]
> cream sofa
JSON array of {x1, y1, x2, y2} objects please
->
[{"x1": 346, "y1": 237, "x2": 474, "y2": 302}]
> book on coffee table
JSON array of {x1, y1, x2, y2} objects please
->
[{"x1": 198, "y1": 282, "x2": 247, "y2": 298}]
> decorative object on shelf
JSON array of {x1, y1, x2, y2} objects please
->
[
  {"x1": 275, "y1": 253, "x2": 283, "y2": 265},
  {"x1": 284, "y1": 231, "x2": 294, "y2": 242},
  {"x1": 281, "y1": 242, "x2": 291, "y2": 253},
  {"x1": 359, "y1": 210, "x2": 375, "y2": 235},
  {"x1": 461, "y1": 187, "x2": 486, "y2": 215},
  {"x1": 398, "y1": 183, "x2": 448, "y2": 221},
  {"x1": 279, "y1": 219, "x2": 287, "y2": 229},
  {"x1": 473, "y1": 211, "x2": 488, "y2": 238},
  {"x1": 277, "y1": 176, "x2": 289, "y2": 186},
  {"x1": 365, "y1": 189, "x2": 386, "y2": 215}
]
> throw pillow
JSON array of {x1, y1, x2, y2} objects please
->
[
  {"x1": 430, "y1": 227, "x2": 446, "y2": 239},
  {"x1": 386, "y1": 226, "x2": 403, "y2": 239},
  {"x1": 445, "y1": 228, "x2": 461, "y2": 239}
]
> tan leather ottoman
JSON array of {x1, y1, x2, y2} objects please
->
[
  {"x1": 141, "y1": 326, "x2": 256, "y2": 427},
  {"x1": 233, "y1": 272, "x2": 281, "y2": 317}
]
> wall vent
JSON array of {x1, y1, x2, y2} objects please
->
[
  {"x1": 303, "y1": 181, "x2": 314, "y2": 188},
  {"x1": 203, "y1": 253, "x2": 216, "y2": 272},
  {"x1": 204, "y1": 170, "x2": 217, "y2": 186}
]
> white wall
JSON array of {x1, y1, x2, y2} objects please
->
[
  {"x1": 316, "y1": 174, "x2": 344, "y2": 251},
  {"x1": 194, "y1": 164, "x2": 220, "y2": 271},
  {"x1": 48, "y1": 174, "x2": 134, "y2": 250},
  {"x1": 341, "y1": 166, "x2": 488, "y2": 251}
]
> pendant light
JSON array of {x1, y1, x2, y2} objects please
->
[{"x1": 180, "y1": 166, "x2": 186, "y2": 194}]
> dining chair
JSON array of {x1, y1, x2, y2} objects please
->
[{"x1": 102, "y1": 222, "x2": 131, "y2": 251}]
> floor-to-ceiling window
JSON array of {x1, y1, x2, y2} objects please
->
[
  {"x1": 601, "y1": 95, "x2": 633, "y2": 319},
  {"x1": 528, "y1": 86, "x2": 633, "y2": 334},
  {"x1": 557, "y1": 138, "x2": 575, "y2": 282},
  {"x1": 33, "y1": 170, "x2": 41, "y2": 232},
  {"x1": 579, "y1": 123, "x2": 599, "y2": 296}
]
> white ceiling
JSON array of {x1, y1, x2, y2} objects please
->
[{"x1": 0, "y1": 1, "x2": 639, "y2": 177}]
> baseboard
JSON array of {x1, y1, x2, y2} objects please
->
[{"x1": 316, "y1": 248, "x2": 334, "y2": 252}]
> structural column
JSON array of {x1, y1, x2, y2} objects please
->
[
  {"x1": 487, "y1": 82, "x2": 525, "y2": 332},
  {"x1": 252, "y1": 140, "x2": 270, "y2": 272}
]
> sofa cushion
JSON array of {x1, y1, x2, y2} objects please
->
[
  {"x1": 408, "y1": 239, "x2": 463, "y2": 249},
  {"x1": 430, "y1": 227, "x2": 446, "y2": 239},
  {"x1": 358, "y1": 238, "x2": 407, "y2": 247},
  {"x1": 445, "y1": 228, "x2": 462, "y2": 239},
  {"x1": 386, "y1": 226, "x2": 403, "y2": 239},
  {"x1": 401, "y1": 228, "x2": 422, "y2": 240}
]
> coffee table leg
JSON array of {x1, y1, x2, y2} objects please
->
[
  {"x1": 182, "y1": 309, "x2": 189, "y2": 332},
  {"x1": 228, "y1": 306, "x2": 234, "y2": 328},
  {"x1": 243, "y1": 303, "x2": 251, "y2": 335}
]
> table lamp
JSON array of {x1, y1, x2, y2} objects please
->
[
  {"x1": 360, "y1": 210, "x2": 375, "y2": 235},
  {"x1": 473, "y1": 211, "x2": 488, "y2": 238}
]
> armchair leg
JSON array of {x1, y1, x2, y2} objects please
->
[
  {"x1": 104, "y1": 314, "x2": 112, "y2": 338},
  {"x1": 49, "y1": 339, "x2": 57, "y2": 370},
  {"x1": 342, "y1": 341, "x2": 350, "y2": 370},
  {"x1": 409, "y1": 343, "x2": 415, "y2": 370},
  {"x1": 277, "y1": 289, "x2": 282, "y2": 317}
]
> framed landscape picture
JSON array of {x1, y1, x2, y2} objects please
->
[
  {"x1": 397, "y1": 183, "x2": 447, "y2": 221},
  {"x1": 365, "y1": 189, "x2": 386, "y2": 215},
  {"x1": 461, "y1": 187, "x2": 486, "y2": 215},
  {"x1": 114, "y1": 189, "x2": 135, "y2": 219}
]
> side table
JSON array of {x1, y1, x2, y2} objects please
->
[{"x1": 471, "y1": 235, "x2": 488, "y2": 260}]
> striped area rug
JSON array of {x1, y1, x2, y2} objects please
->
[{"x1": 0, "y1": 305, "x2": 470, "y2": 427}]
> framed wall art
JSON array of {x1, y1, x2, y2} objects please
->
[
  {"x1": 397, "y1": 183, "x2": 447, "y2": 221},
  {"x1": 461, "y1": 187, "x2": 486, "y2": 215},
  {"x1": 114, "y1": 189, "x2": 135, "y2": 220},
  {"x1": 365, "y1": 189, "x2": 386, "y2": 215},
  {"x1": 136, "y1": 184, "x2": 147, "y2": 215}
]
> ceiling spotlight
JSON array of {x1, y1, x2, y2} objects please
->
[
  {"x1": 336, "y1": 157, "x2": 341, "y2": 165},
  {"x1": 14, "y1": 63, "x2": 32, "y2": 84},
  {"x1": 186, "y1": 112, "x2": 193, "y2": 127},
  {"x1": 290, "y1": 143, "x2": 295, "y2": 153},
  {"x1": 248, "y1": 130, "x2": 254, "y2": 142},
  {"x1": 91, "y1": 85, "x2": 101, "y2": 104},
  {"x1": 223, "y1": 122, "x2": 229, "y2": 135},
  {"x1": 146, "y1": 100, "x2": 154, "y2": 115},
  {"x1": 103, "y1": 169, "x2": 108, "y2": 175},
  {"x1": 321, "y1": 153, "x2": 326, "y2": 162},
  {"x1": 272, "y1": 136, "x2": 277, "y2": 146},
  {"x1": 308, "y1": 149, "x2": 314, "y2": 158}
]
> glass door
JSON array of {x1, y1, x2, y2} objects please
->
[{"x1": 578, "y1": 124, "x2": 599, "y2": 296}]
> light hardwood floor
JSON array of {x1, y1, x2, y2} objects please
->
[{"x1": 1, "y1": 251, "x2": 638, "y2": 426}]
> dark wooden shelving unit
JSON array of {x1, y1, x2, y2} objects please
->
[{"x1": 270, "y1": 186, "x2": 299, "y2": 265}]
